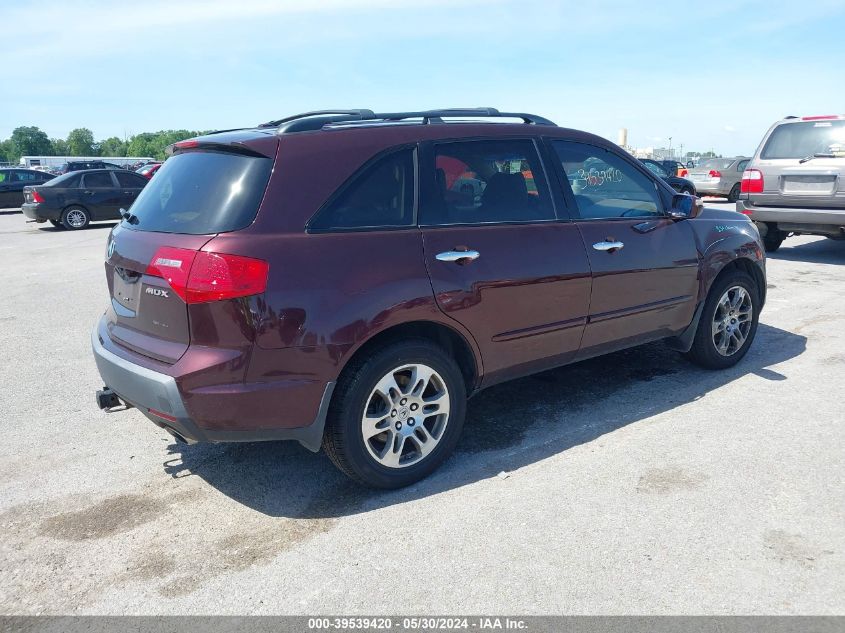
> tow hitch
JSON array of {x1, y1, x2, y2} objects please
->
[{"x1": 96, "y1": 387, "x2": 131, "y2": 412}]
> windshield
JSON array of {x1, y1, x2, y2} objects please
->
[
  {"x1": 761, "y1": 120, "x2": 845, "y2": 159},
  {"x1": 125, "y1": 150, "x2": 272, "y2": 234},
  {"x1": 642, "y1": 161, "x2": 668, "y2": 177},
  {"x1": 698, "y1": 159, "x2": 734, "y2": 170}
]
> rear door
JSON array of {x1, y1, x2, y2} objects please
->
[
  {"x1": 80, "y1": 171, "x2": 122, "y2": 219},
  {"x1": 419, "y1": 138, "x2": 591, "y2": 385},
  {"x1": 114, "y1": 170, "x2": 147, "y2": 210},
  {"x1": 753, "y1": 119, "x2": 845, "y2": 209},
  {"x1": 104, "y1": 148, "x2": 274, "y2": 363},
  {"x1": 548, "y1": 140, "x2": 700, "y2": 360}
]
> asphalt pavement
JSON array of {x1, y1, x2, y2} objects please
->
[{"x1": 0, "y1": 201, "x2": 842, "y2": 614}]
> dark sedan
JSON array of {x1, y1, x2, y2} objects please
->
[
  {"x1": 639, "y1": 159, "x2": 697, "y2": 196},
  {"x1": 21, "y1": 169, "x2": 148, "y2": 230},
  {"x1": 0, "y1": 168, "x2": 56, "y2": 209}
]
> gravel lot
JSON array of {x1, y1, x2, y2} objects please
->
[{"x1": 0, "y1": 202, "x2": 842, "y2": 615}]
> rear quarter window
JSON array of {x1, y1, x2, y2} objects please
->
[{"x1": 126, "y1": 150, "x2": 273, "y2": 235}]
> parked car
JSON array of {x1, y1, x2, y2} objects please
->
[
  {"x1": 640, "y1": 159, "x2": 697, "y2": 195},
  {"x1": 687, "y1": 157, "x2": 750, "y2": 202},
  {"x1": 136, "y1": 162, "x2": 162, "y2": 179},
  {"x1": 57, "y1": 161, "x2": 123, "y2": 174},
  {"x1": 659, "y1": 160, "x2": 689, "y2": 177},
  {"x1": 92, "y1": 108, "x2": 766, "y2": 488},
  {"x1": 737, "y1": 114, "x2": 845, "y2": 252},
  {"x1": 0, "y1": 168, "x2": 56, "y2": 209},
  {"x1": 21, "y1": 169, "x2": 148, "y2": 229}
]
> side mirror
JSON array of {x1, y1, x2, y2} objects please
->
[{"x1": 669, "y1": 193, "x2": 703, "y2": 220}]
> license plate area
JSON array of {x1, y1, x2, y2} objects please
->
[
  {"x1": 781, "y1": 175, "x2": 836, "y2": 195},
  {"x1": 113, "y1": 268, "x2": 142, "y2": 313}
]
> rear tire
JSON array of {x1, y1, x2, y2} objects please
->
[
  {"x1": 323, "y1": 339, "x2": 467, "y2": 488},
  {"x1": 61, "y1": 206, "x2": 90, "y2": 230},
  {"x1": 763, "y1": 232, "x2": 784, "y2": 252},
  {"x1": 727, "y1": 183, "x2": 741, "y2": 203},
  {"x1": 684, "y1": 270, "x2": 760, "y2": 370}
]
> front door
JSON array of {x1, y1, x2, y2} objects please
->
[
  {"x1": 548, "y1": 140, "x2": 700, "y2": 359},
  {"x1": 419, "y1": 138, "x2": 592, "y2": 385}
]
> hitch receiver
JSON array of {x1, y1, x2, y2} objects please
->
[{"x1": 96, "y1": 387, "x2": 125, "y2": 411}]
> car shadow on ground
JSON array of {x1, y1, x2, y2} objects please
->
[
  {"x1": 0, "y1": 208, "x2": 22, "y2": 215},
  {"x1": 165, "y1": 322, "x2": 806, "y2": 518},
  {"x1": 36, "y1": 222, "x2": 118, "y2": 232},
  {"x1": 768, "y1": 238, "x2": 845, "y2": 265}
]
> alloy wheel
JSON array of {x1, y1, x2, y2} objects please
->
[
  {"x1": 712, "y1": 285, "x2": 753, "y2": 356},
  {"x1": 66, "y1": 209, "x2": 87, "y2": 228},
  {"x1": 361, "y1": 363, "x2": 450, "y2": 468}
]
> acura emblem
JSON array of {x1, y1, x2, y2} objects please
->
[{"x1": 107, "y1": 240, "x2": 115, "y2": 258}]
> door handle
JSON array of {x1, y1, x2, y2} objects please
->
[
  {"x1": 84, "y1": 190, "x2": 94, "y2": 195},
  {"x1": 592, "y1": 240, "x2": 624, "y2": 252},
  {"x1": 436, "y1": 249, "x2": 480, "y2": 263}
]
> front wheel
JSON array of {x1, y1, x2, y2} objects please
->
[
  {"x1": 323, "y1": 340, "x2": 467, "y2": 488},
  {"x1": 684, "y1": 270, "x2": 760, "y2": 370}
]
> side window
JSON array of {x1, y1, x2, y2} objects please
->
[
  {"x1": 0, "y1": 172, "x2": 6, "y2": 183},
  {"x1": 14, "y1": 171, "x2": 39, "y2": 182},
  {"x1": 115, "y1": 171, "x2": 145, "y2": 188},
  {"x1": 309, "y1": 148, "x2": 415, "y2": 231},
  {"x1": 737, "y1": 160, "x2": 749, "y2": 172},
  {"x1": 642, "y1": 161, "x2": 668, "y2": 178},
  {"x1": 82, "y1": 172, "x2": 115, "y2": 188},
  {"x1": 424, "y1": 139, "x2": 554, "y2": 225},
  {"x1": 552, "y1": 141, "x2": 663, "y2": 220}
]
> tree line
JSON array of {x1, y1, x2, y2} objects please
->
[{"x1": 0, "y1": 126, "x2": 208, "y2": 164}]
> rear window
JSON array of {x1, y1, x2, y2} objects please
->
[
  {"x1": 126, "y1": 151, "x2": 273, "y2": 234},
  {"x1": 44, "y1": 172, "x2": 80, "y2": 188},
  {"x1": 699, "y1": 159, "x2": 734, "y2": 170},
  {"x1": 761, "y1": 120, "x2": 845, "y2": 159}
]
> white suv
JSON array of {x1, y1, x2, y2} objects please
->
[{"x1": 737, "y1": 115, "x2": 845, "y2": 251}]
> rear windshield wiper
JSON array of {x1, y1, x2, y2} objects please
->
[
  {"x1": 799, "y1": 152, "x2": 835, "y2": 163},
  {"x1": 120, "y1": 208, "x2": 140, "y2": 225}
]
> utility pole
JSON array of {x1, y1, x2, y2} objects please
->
[{"x1": 668, "y1": 136, "x2": 673, "y2": 159}]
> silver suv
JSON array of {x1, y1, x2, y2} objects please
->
[{"x1": 737, "y1": 115, "x2": 845, "y2": 251}]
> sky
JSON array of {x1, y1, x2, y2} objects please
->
[{"x1": 2, "y1": 0, "x2": 844, "y2": 156}]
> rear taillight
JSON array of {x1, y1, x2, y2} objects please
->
[
  {"x1": 708, "y1": 170, "x2": 722, "y2": 178},
  {"x1": 31, "y1": 190, "x2": 45, "y2": 203},
  {"x1": 146, "y1": 247, "x2": 268, "y2": 304},
  {"x1": 679, "y1": 168, "x2": 688, "y2": 177},
  {"x1": 741, "y1": 168, "x2": 764, "y2": 194}
]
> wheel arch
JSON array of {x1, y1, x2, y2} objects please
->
[
  {"x1": 712, "y1": 256, "x2": 766, "y2": 308},
  {"x1": 336, "y1": 320, "x2": 482, "y2": 395}
]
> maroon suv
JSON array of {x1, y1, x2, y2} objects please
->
[{"x1": 93, "y1": 108, "x2": 766, "y2": 488}]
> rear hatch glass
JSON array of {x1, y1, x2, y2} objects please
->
[
  {"x1": 125, "y1": 150, "x2": 273, "y2": 234},
  {"x1": 105, "y1": 149, "x2": 273, "y2": 362},
  {"x1": 761, "y1": 120, "x2": 845, "y2": 160}
]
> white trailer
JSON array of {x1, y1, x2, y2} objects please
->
[{"x1": 19, "y1": 156, "x2": 154, "y2": 169}]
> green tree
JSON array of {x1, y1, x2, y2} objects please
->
[
  {"x1": 9, "y1": 126, "x2": 52, "y2": 158},
  {"x1": 0, "y1": 139, "x2": 17, "y2": 164},
  {"x1": 99, "y1": 136, "x2": 127, "y2": 157},
  {"x1": 51, "y1": 138, "x2": 68, "y2": 155},
  {"x1": 66, "y1": 128, "x2": 96, "y2": 156}
]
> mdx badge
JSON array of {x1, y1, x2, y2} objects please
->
[{"x1": 145, "y1": 287, "x2": 170, "y2": 298}]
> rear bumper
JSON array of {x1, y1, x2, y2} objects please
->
[
  {"x1": 21, "y1": 203, "x2": 54, "y2": 221},
  {"x1": 694, "y1": 181, "x2": 731, "y2": 196},
  {"x1": 736, "y1": 200, "x2": 845, "y2": 236},
  {"x1": 91, "y1": 322, "x2": 334, "y2": 451}
]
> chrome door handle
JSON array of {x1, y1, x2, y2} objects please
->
[
  {"x1": 436, "y1": 250, "x2": 480, "y2": 262},
  {"x1": 592, "y1": 241, "x2": 624, "y2": 252}
]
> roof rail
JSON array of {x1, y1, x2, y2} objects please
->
[
  {"x1": 257, "y1": 110, "x2": 376, "y2": 133},
  {"x1": 259, "y1": 108, "x2": 555, "y2": 134}
]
